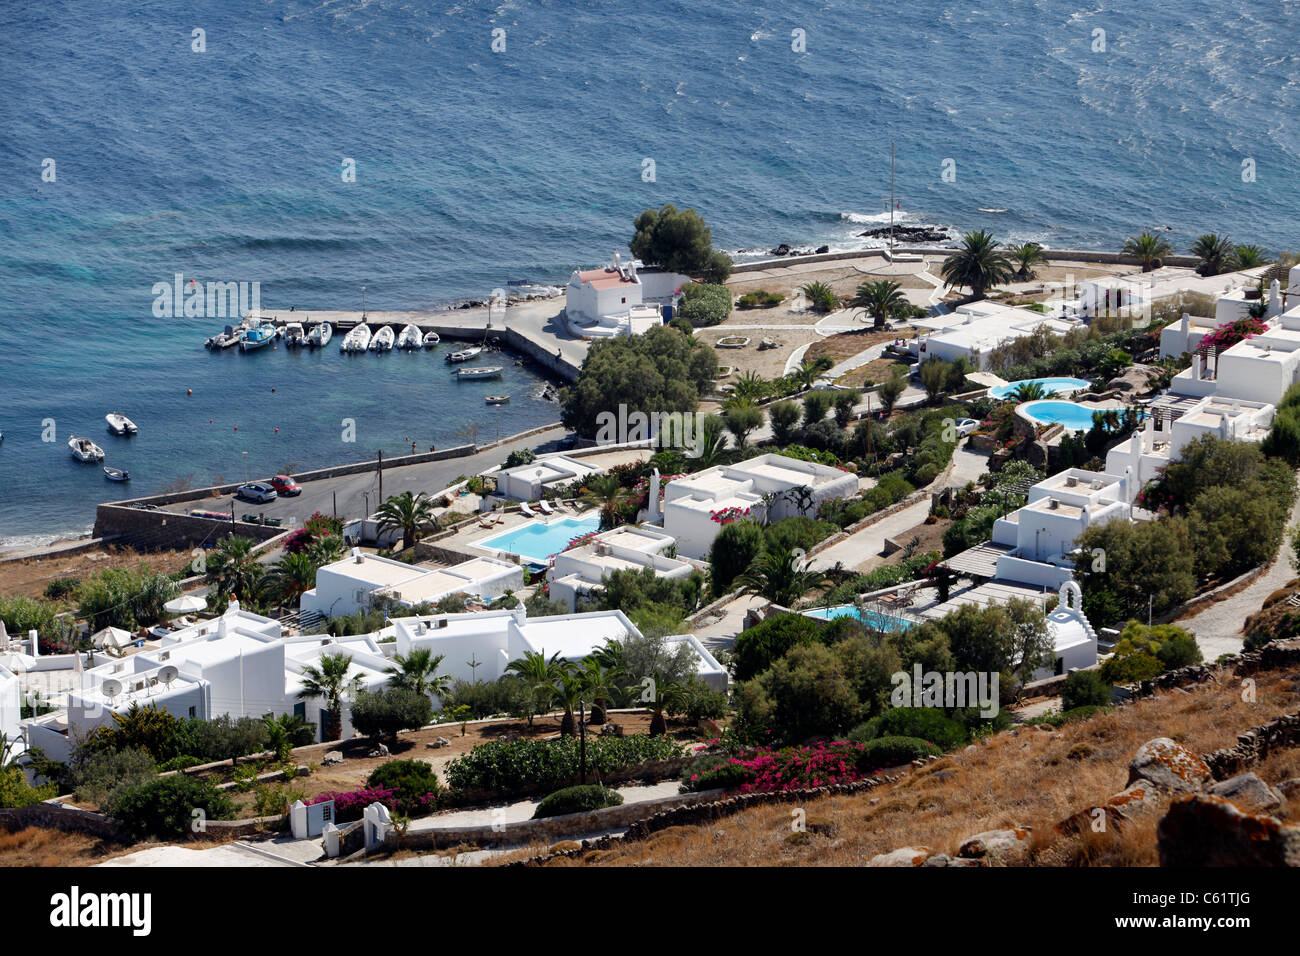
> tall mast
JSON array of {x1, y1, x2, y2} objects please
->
[{"x1": 889, "y1": 140, "x2": 895, "y2": 257}]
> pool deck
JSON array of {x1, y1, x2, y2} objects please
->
[{"x1": 436, "y1": 506, "x2": 602, "y2": 564}]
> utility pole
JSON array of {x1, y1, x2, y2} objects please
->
[
  {"x1": 377, "y1": 449, "x2": 383, "y2": 503},
  {"x1": 579, "y1": 700, "x2": 587, "y2": 785},
  {"x1": 332, "y1": 490, "x2": 337, "y2": 518},
  {"x1": 890, "y1": 139, "x2": 895, "y2": 257}
]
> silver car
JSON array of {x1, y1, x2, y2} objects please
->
[{"x1": 236, "y1": 481, "x2": 278, "y2": 503}]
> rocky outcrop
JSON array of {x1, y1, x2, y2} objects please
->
[
  {"x1": 858, "y1": 225, "x2": 953, "y2": 244},
  {"x1": 957, "y1": 827, "x2": 1032, "y2": 866},
  {"x1": 1127, "y1": 738, "x2": 1213, "y2": 793},
  {"x1": 867, "y1": 846, "x2": 935, "y2": 867},
  {"x1": 1105, "y1": 363, "x2": 1163, "y2": 395},
  {"x1": 1157, "y1": 794, "x2": 1300, "y2": 866},
  {"x1": 1206, "y1": 772, "x2": 1284, "y2": 811}
]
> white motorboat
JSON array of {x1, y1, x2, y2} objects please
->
[
  {"x1": 397, "y1": 324, "x2": 423, "y2": 350},
  {"x1": 446, "y1": 345, "x2": 483, "y2": 363},
  {"x1": 282, "y1": 322, "x2": 305, "y2": 346},
  {"x1": 105, "y1": 412, "x2": 138, "y2": 435},
  {"x1": 341, "y1": 323, "x2": 372, "y2": 352},
  {"x1": 307, "y1": 322, "x2": 332, "y2": 347},
  {"x1": 422, "y1": 330, "x2": 441, "y2": 348},
  {"x1": 456, "y1": 365, "x2": 503, "y2": 380},
  {"x1": 104, "y1": 466, "x2": 130, "y2": 482},
  {"x1": 205, "y1": 325, "x2": 245, "y2": 350},
  {"x1": 485, "y1": 395, "x2": 510, "y2": 405},
  {"x1": 369, "y1": 325, "x2": 395, "y2": 351},
  {"x1": 69, "y1": 436, "x2": 105, "y2": 462}
]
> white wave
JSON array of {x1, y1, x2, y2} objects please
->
[
  {"x1": 978, "y1": 207, "x2": 1008, "y2": 213},
  {"x1": 839, "y1": 209, "x2": 917, "y2": 225}
]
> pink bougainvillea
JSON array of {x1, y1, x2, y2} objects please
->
[{"x1": 709, "y1": 505, "x2": 751, "y2": 525}]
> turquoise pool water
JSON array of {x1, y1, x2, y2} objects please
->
[
  {"x1": 480, "y1": 514, "x2": 602, "y2": 565},
  {"x1": 989, "y1": 377, "x2": 1092, "y2": 399},
  {"x1": 1019, "y1": 400, "x2": 1107, "y2": 431},
  {"x1": 803, "y1": 604, "x2": 914, "y2": 632}
]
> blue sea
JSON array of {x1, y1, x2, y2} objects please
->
[{"x1": 1, "y1": 0, "x2": 1297, "y2": 547}]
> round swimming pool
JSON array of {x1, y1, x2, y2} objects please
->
[
  {"x1": 1018, "y1": 400, "x2": 1104, "y2": 431},
  {"x1": 989, "y1": 377, "x2": 1092, "y2": 399}
]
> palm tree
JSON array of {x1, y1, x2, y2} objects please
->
[
  {"x1": 730, "y1": 370, "x2": 767, "y2": 403},
  {"x1": 735, "y1": 545, "x2": 829, "y2": 607},
  {"x1": 295, "y1": 652, "x2": 363, "y2": 742},
  {"x1": 1122, "y1": 231, "x2": 1173, "y2": 272},
  {"x1": 639, "y1": 671, "x2": 685, "y2": 737},
  {"x1": 792, "y1": 359, "x2": 821, "y2": 391},
  {"x1": 800, "y1": 280, "x2": 839, "y2": 314},
  {"x1": 375, "y1": 491, "x2": 439, "y2": 551},
  {"x1": 505, "y1": 650, "x2": 568, "y2": 727},
  {"x1": 1190, "y1": 233, "x2": 1233, "y2": 276},
  {"x1": 266, "y1": 551, "x2": 318, "y2": 608},
  {"x1": 1230, "y1": 244, "x2": 1274, "y2": 271},
  {"x1": 577, "y1": 656, "x2": 621, "y2": 725},
  {"x1": 262, "y1": 712, "x2": 314, "y2": 762},
  {"x1": 694, "y1": 417, "x2": 729, "y2": 468},
  {"x1": 306, "y1": 535, "x2": 346, "y2": 566},
  {"x1": 1007, "y1": 242, "x2": 1048, "y2": 281},
  {"x1": 386, "y1": 648, "x2": 452, "y2": 701},
  {"x1": 552, "y1": 667, "x2": 585, "y2": 736},
  {"x1": 849, "y1": 279, "x2": 908, "y2": 330},
  {"x1": 1008, "y1": 381, "x2": 1048, "y2": 403},
  {"x1": 206, "y1": 535, "x2": 263, "y2": 602},
  {"x1": 582, "y1": 474, "x2": 626, "y2": 531},
  {"x1": 939, "y1": 230, "x2": 1015, "y2": 299}
]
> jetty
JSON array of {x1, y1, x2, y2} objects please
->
[{"x1": 246, "y1": 298, "x2": 588, "y2": 382}]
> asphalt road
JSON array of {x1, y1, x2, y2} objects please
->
[{"x1": 161, "y1": 424, "x2": 573, "y2": 529}]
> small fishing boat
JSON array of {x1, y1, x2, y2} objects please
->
[
  {"x1": 307, "y1": 322, "x2": 332, "y2": 347},
  {"x1": 69, "y1": 436, "x2": 105, "y2": 462},
  {"x1": 456, "y1": 365, "x2": 503, "y2": 380},
  {"x1": 282, "y1": 322, "x2": 306, "y2": 347},
  {"x1": 105, "y1": 412, "x2": 138, "y2": 435},
  {"x1": 446, "y1": 345, "x2": 483, "y2": 363},
  {"x1": 485, "y1": 395, "x2": 510, "y2": 405},
  {"x1": 370, "y1": 325, "x2": 395, "y2": 351},
  {"x1": 397, "y1": 324, "x2": 423, "y2": 349},
  {"x1": 341, "y1": 323, "x2": 372, "y2": 352},
  {"x1": 104, "y1": 466, "x2": 130, "y2": 482},
  {"x1": 422, "y1": 330, "x2": 441, "y2": 348},
  {"x1": 240, "y1": 326, "x2": 276, "y2": 351},
  {"x1": 205, "y1": 325, "x2": 245, "y2": 350}
]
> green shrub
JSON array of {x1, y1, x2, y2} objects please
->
[
  {"x1": 763, "y1": 516, "x2": 837, "y2": 554},
  {"x1": 731, "y1": 613, "x2": 826, "y2": 682},
  {"x1": 855, "y1": 736, "x2": 941, "y2": 773},
  {"x1": 1060, "y1": 670, "x2": 1112, "y2": 711},
  {"x1": 532, "y1": 784, "x2": 624, "y2": 819},
  {"x1": 681, "y1": 757, "x2": 752, "y2": 792},
  {"x1": 847, "y1": 708, "x2": 968, "y2": 751},
  {"x1": 445, "y1": 734, "x2": 683, "y2": 799},
  {"x1": 350, "y1": 687, "x2": 434, "y2": 742},
  {"x1": 106, "y1": 775, "x2": 235, "y2": 842},
  {"x1": 43, "y1": 577, "x2": 80, "y2": 601},
  {"x1": 678, "y1": 283, "x2": 732, "y2": 327},
  {"x1": 0, "y1": 766, "x2": 58, "y2": 809},
  {"x1": 1038, "y1": 704, "x2": 1112, "y2": 728},
  {"x1": 709, "y1": 519, "x2": 766, "y2": 595},
  {"x1": 366, "y1": 759, "x2": 444, "y2": 816},
  {"x1": 737, "y1": 290, "x2": 783, "y2": 309},
  {"x1": 155, "y1": 755, "x2": 204, "y2": 773},
  {"x1": 72, "y1": 747, "x2": 158, "y2": 808},
  {"x1": 679, "y1": 681, "x2": 729, "y2": 722}
]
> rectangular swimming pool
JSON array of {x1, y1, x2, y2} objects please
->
[
  {"x1": 803, "y1": 604, "x2": 914, "y2": 632},
  {"x1": 479, "y1": 514, "x2": 602, "y2": 565}
]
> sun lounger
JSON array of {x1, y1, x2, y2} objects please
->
[
  {"x1": 520, "y1": 502, "x2": 536, "y2": 518},
  {"x1": 555, "y1": 499, "x2": 573, "y2": 513},
  {"x1": 478, "y1": 515, "x2": 496, "y2": 529},
  {"x1": 537, "y1": 500, "x2": 554, "y2": 515}
]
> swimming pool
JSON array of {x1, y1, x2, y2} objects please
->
[
  {"x1": 479, "y1": 514, "x2": 602, "y2": 565},
  {"x1": 803, "y1": 604, "x2": 914, "y2": 632},
  {"x1": 989, "y1": 377, "x2": 1092, "y2": 399},
  {"x1": 1018, "y1": 400, "x2": 1105, "y2": 431}
]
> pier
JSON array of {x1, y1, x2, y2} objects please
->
[{"x1": 250, "y1": 297, "x2": 589, "y2": 382}]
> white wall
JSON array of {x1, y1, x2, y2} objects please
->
[{"x1": 0, "y1": 666, "x2": 20, "y2": 745}]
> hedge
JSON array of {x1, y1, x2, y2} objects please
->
[
  {"x1": 445, "y1": 734, "x2": 683, "y2": 799},
  {"x1": 532, "y1": 785, "x2": 624, "y2": 819}
]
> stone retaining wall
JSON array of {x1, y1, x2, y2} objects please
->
[{"x1": 0, "y1": 802, "x2": 124, "y2": 841}]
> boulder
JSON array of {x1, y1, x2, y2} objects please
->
[
  {"x1": 1276, "y1": 778, "x2": 1300, "y2": 800},
  {"x1": 1127, "y1": 737, "x2": 1212, "y2": 793},
  {"x1": 1105, "y1": 364, "x2": 1163, "y2": 395},
  {"x1": 815, "y1": 245, "x2": 830, "y2": 254},
  {"x1": 866, "y1": 846, "x2": 935, "y2": 867},
  {"x1": 1206, "y1": 773, "x2": 1284, "y2": 811},
  {"x1": 322, "y1": 751, "x2": 344, "y2": 766},
  {"x1": 1157, "y1": 794, "x2": 1300, "y2": 866},
  {"x1": 957, "y1": 827, "x2": 1032, "y2": 865},
  {"x1": 1106, "y1": 781, "x2": 1163, "y2": 815},
  {"x1": 426, "y1": 736, "x2": 451, "y2": 750}
]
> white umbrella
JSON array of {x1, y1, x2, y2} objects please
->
[
  {"x1": 90, "y1": 626, "x2": 134, "y2": 651},
  {"x1": 0, "y1": 652, "x2": 36, "y2": 673},
  {"x1": 164, "y1": 594, "x2": 208, "y2": 615}
]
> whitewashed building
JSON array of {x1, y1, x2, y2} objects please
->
[
  {"x1": 907, "y1": 301, "x2": 1080, "y2": 371},
  {"x1": 662, "y1": 453, "x2": 858, "y2": 559},
  {"x1": 564, "y1": 253, "x2": 688, "y2": 338},
  {"x1": 301, "y1": 550, "x2": 522, "y2": 619},
  {"x1": 549, "y1": 525, "x2": 698, "y2": 611},
  {"x1": 495, "y1": 454, "x2": 602, "y2": 501},
  {"x1": 0, "y1": 664, "x2": 21, "y2": 745}
]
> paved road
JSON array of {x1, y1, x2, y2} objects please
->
[{"x1": 162, "y1": 425, "x2": 572, "y2": 529}]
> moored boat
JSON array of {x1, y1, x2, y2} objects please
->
[
  {"x1": 69, "y1": 436, "x2": 105, "y2": 462},
  {"x1": 446, "y1": 345, "x2": 483, "y2": 363},
  {"x1": 205, "y1": 325, "x2": 245, "y2": 350},
  {"x1": 239, "y1": 326, "x2": 276, "y2": 351},
  {"x1": 422, "y1": 330, "x2": 441, "y2": 348},
  {"x1": 283, "y1": 322, "x2": 305, "y2": 346},
  {"x1": 104, "y1": 466, "x2": 130, "y2": 482},
  {"x1": 341, "y1": 323, "x2": 372, "y2": 352},
  {"x1": 397, "y1": 324, "x2": 423, "y2": 349},
  {"x1": 307, "y1": 322, "x2": 332, "y2": 347},
  {"x1": 105, "y1": 412, "x2": 138, "y2": 435},
  {"x1": 456, "y1": 365, "x2": 503, "y2": 380},
  {"x1": 485, "y1": 395, "x2": 510, "y2": 404},
  {"x1": 370, "y1": 325, "x2": 395, "y2": 351}
]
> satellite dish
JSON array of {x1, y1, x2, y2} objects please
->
[
  {"x1": 100, "y1": 678, "x2": 123, "y2": 704},
  {"x1": 158, "y1": 665, "x2": 179, "y2": 690}
]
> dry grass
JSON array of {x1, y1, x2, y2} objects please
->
[
  {"x1": 0, "y1": 546, "x2": 195, "y2": 600},
  {"x1": 514, "y1": 669, "x2": 1300, "y2": 867},
  {"x1": 0, "y1": 827, "x2": 134, "y2": 867}
]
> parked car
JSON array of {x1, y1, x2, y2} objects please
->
[
  {"x1": 236, "y1": 481, "x2": 278, "y2": 503},
  {"x1": 270, "y1": 474, "x2": 302, "y2": 496},
  {"x1": 954, "y1": 418, "x2": 980, "y2": 438}
]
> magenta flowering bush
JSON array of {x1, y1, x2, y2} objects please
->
[
  {"x1": 308, "y1": 786, "x2": 397, "y2": 822},
  {"x1": 709, "y1": 505, "x2": 751, "y2": 525},
  {"x1": 1201, "y1": 316, "x2": 1266, "y2": 351},
  {"x1": 684, "y1": 741, "x2": 866, "y2": 794}
]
